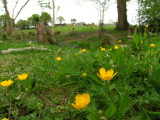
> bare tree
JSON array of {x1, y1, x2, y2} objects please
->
[
  {"x1": 96, "y1": 0, "x2": 110, "y2": 37},
  {"x1": 52, "y1": 0, "x2": 55, "y2": 29},
  {"x1": 78, "y1": 0, "x2": 110, "y2": 37},
  {"x1": 0, "y1": 0, "x2": 31, "y2": 36},
  {"x1": 1, "y1": 0, "x2": 12, "y2": 35}
]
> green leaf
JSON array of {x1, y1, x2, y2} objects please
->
[
  {"x1": 119, "y1": 96, "x2": 132, "y2": 117},
  {"x1": 44, "y1": 114, "x2": 54, "y2": 120},
  {"x1": 55, "y1": 117, "x2": 63, "y2": 120},
  {"x1": 104, "y1": 103, "x2": 117, "y2": 118},
  {"x1": 149, "y1": 111, "x2": 160, "y2": 115},
  {"x1": 132, "y1": 113, "x2": 147, "y2": 120},
  {"x1": 87, "y1": 113, "x2": 100, "y2": 120},
  {"x1": 86, "y1": 107, "x2": 99, "y2": 120},
  {"x1": 87, "y1": 99, "x2": 97, "y2": 110}
]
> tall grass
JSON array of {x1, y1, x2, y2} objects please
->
[{"x1": 1, "y1": 28, "x2": 160, "y2": 119}]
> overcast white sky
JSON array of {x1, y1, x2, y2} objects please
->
[{"x1": 0, "y1": 0, "x2": 138, "y2": 24}]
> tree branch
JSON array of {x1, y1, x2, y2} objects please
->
[
  {"x1": 12, "y1": 0, "x2": 20, "y2": 18},
  {"x1": 14, "y1": 0, "x2": 30, "y2": 21}
]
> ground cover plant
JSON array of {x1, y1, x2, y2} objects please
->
[{"x1": 1, "y1": 26, "x2": 160, "y2": 120}]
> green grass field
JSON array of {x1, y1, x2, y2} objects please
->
[{"x1": 1, "y1": 26, "x2": 160, "y2": 120}]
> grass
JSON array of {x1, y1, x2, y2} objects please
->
[
  {"x1": 55, "y1": 25, "x2": 99, "y2": 33},
  {"x1": 13, "y1": 25, "x2": 117, "y2": 44},
  {"x1": 1, "y1": 27, "x2": 160, "y2": 120},
  {"x1": 0, "y1": 41, "x2": 31, "y2": 50},
  {"x1": 20, "y1": 25, "x2": 100, "y2": 33}
]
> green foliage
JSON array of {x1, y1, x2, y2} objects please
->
[
  {"x1": 15, "y1": 11, "x2": 51, "y2": 30},
  {"x1": 71, "y1": 18, "x2": 77, "y2": 26},
  {"x1": 104, "y1": 103, "x2": 117, "y2": 118},
  {"x1": 38, "y1": 0, "x2": 51, "y2": 12},
  {"x1": 40, "y1": 12, "x2": 51, "y2": 25},
  {"x1": 28, "y1": 14, "x2": 40, "y2": 27},
  {"x1": 1, "y1": 28, "x2": 160, "y2": 119},
  {"x1": 15, "y1": 19, "x2": 30, "y2": 30},
  {"x1": 139, "y1": 0, "x2": 160, "y2": 31},
  {"x1": 0, "y1": 15, "x2": 7, "y2": 29},
  {"x1": 118, "y1": 96, "x2": 132, "y2": 117},
  {"x1": 57, "y1": 16, "x2": 65, "y2": 25},
  {"x1": 139, "y1": 0, "x2": 160, "y2": 22}
]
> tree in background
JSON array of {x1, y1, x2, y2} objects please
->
[
  {"x1": 115, "y1": 0, "x2": 129, "y2": 30},
  {"x1": 0, "y1": 0, "x2": 31, "y2": 36},
  {"x1": 79, "y1": 0, "x2": 129, "y2": 31},
  {"x1": 71, "y1": 18, "x2": 77, "y2": 26},
  {"x1": 138, "y1": 0, "x2": 160, "y2": 33},
  {"x1": 28, "y1": 14, "x2": 40, "y2": 27},
  {"x1": 38, "y1": 0, "x2": 51, "y2": 12},
  {"x1": 57, "y1": 16, "x2": 65, "y2": 25},
  {"x1": 51, "y1": 0, "x2": 55, "y2": 29},
  {"x1": 96, "y1": 0, "x2": 109, "y2": 37},
  {"x1": 80, "y1": 0, "x2": 110, "y2": 37},
  {"x1": 1, "y1": 0, "x2": 12, "y2": 35},
  {"x1": 0, "y1": 15, "x2": 7, "y2": 29},
  {"x1": 15, "y1": 19, "x2": 30, "y2": 30},
  {"x1": 40, "y1": 12, "x2": 51, "y2": 25}
]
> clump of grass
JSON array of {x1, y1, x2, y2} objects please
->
[{"x1": 1, "y1": 27, "x2": 160, "y2": 119}]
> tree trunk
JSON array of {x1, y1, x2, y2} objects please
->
[
  {"x1": 3, "y1": 0, "x2": 13, "y2": 35},
  {"x1": 36, "y1": 22, "x2": 56, "y2": 44},
  {"x1": 52, "y1": 0, "x2": 55, "y2": 30},
  {"x1": 116, "y1": 0, "x2": 129, "y2": 30},
  {"x1": 98, "y1": 0, "x2": 107, "y2": 38},
  {"x1": 2, "y1": 0, "x2": 30, "y2": 37},
  {"x1": 51, "y1": 0, "x2": 57, "y2": 43}
]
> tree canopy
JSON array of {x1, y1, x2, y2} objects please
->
[
  {"x1": 57, "y1": 16, "x2": 65, "y2": 25},
  {"x1": 139, "y1": 0, "x2": 160, "y2": 25},
  {"x1": 138, "y1": 0, "x2": 160, "y2": 32},
  {"x1": 15, "y1": 19, "x2": 30, "y2": 29},
  {"x1": 40, "y1": 12, "x2": 51, "y2": 25},
  {"x1": 28, "y1": 14, "x2": 40, "y2": 27},
  {"x1": 0, "y1": 15, "x2": 6, "y2": 29}
]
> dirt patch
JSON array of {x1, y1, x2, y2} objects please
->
[
  {"x1": 104, "y1": 31, "x2": 118, "y2": 44},
  {"x1": 56, "y1": 30, "x2": 128, "y2": 45},
  {"x1": 58, "y1": 31, "x2": 98, "y2": 43}
]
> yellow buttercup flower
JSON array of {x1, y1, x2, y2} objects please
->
[
  {"x1": 97, "y1": 68, "x2": 117, "y2": 81},
  {"x1": 81, "y1": 49, "x2": 87, "y2": 53},
  {"x1": 18, "y1": 73, "x2": 28, "y2": 80},
  {"x1": 108, "y1": 48, "x2": 112, "y2": 51},
  {"x1": 119, "y1": 40, "x2": 122, "y2": 43},
  {"x1": 145, "y1": 25, "x2": 148, "y2": 28},
  {"x1": 56, "y1": 57, "x2": 62, "y2": 61},
  {"x1": 114, "y1": 46, "x2": 119, "y2": 50},
  {"x1": 141, "y1": 41, "x2": 143, "y2": 44},
  {"x1": 72, "y1": 93, "x2": 90, "y2": 110},
  {"x1": 100, "y1": 47, "x2": 106, "y2": 51},
  {"x1": 2, "y1": 118, "x2": 9, "y2": 120},
  {"x1": 150, "y1": 43, "x2": 155, "y2": 48},
  {"x1": 82, "y1": 73, "x2": 87, "y2": 77},
  {"x1": 0, "y1": 80, "x2": 13, "y2": 87},
  {"x1": 117, "y1": 40, "x2": 122, "y2": 43}
]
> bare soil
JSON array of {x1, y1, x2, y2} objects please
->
[{"x1": 57, "y1": 30, "x2": 123, "y2": 45}]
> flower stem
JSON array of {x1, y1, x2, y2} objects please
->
[{"x1": 8, "y1": 97, "x2": 12, "y2": 119}]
